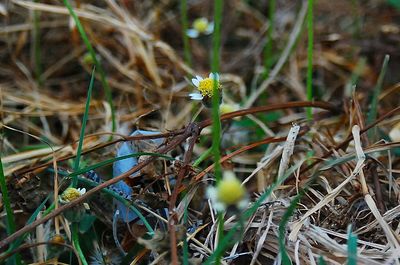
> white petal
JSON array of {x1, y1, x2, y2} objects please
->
[
  {"x1": 214, "y1": 202, "x2": 226, "y2": 212},
  {"x1": 237, "y1": 198, "x2": 249, "y2": 210},
  {"x1": 79, "y1": 188, "x2": 86, "y2": 195},
  {"x1": 205, "y1": 23, "x2": 214, "y2": 34},
  {"x1": 186, "y1": 29, "x2": 199, "y2": 38},
  {"x1": 206, "y1": 187, "x2": 218, "y2": 202},
  {"x1": 191, "y1": 78, "x2": 199, "y2": 87},
  {"x1": 196, "y1": 75, "x2": 203, "y2": 81},
  {"x1": 189, "y1": 93, "x2": 203, "y2": 100}
]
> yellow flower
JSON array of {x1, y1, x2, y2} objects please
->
[
  {"x1": 207, "y1": 171, "x2": 247, "y2": 211},
  {"x1": 217, "y1": 171, "x2": 245, "y2": 205},
  {"x1": 189, "y1": 73, "x2": 221, "y2": 100},
  {"x1": 60, "y1": 187, "x2": 86, "y2": 203},
  {"x1": 193, "y1": 18, "x2": 209, "y2": 32},
  {"x1": 187, "y1": 18, "x2": 214, "y2": 38}
]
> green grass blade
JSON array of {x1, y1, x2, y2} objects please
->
[
  {"x1": 306, "y1": 0, "x2": 314, "y2": 120},
  {"x1": 279, "y1": 194, "x2": 302, "y2": 265},
  {"x1": 182, "y1": 197, "x2": 190, "y2": 265},
  {"x1": 367, "y1": 54, "x2": 390, "y2": 141},
  {"x1": 192, "y1": 147, "x2": 212, "y2": 167},
  {"x1": 62, "y1": 0, "x2": 116, "y2": 132},
  {"x1": 278, "y1": 179, "x2": 314, "y2": 264},
  {"x1": 72, "y1": 67, "x2": 95, "y2": 186},
  {"x1": 0, "y1": 158, "x2": 21, "y2": 265},
  {"x1": 180, "y1": 0, "x2": 192, "y2": 67},
  {"x1": 318, "y1": 256, "x2": 327, "y2": 265},
  {"x1": 347, "y1": 226, "x2": 358, "y2": 265},
  {"x1": 204, "y1": 161, "x2": 304, "y2": 264},
  {"x1": 278, "y1": 162, "x2": 318, "y2": 265}
]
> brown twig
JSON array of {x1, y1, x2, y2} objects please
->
[
  {"x1": 198, "y1": 100, "x2": 340, "y2": 129},
  {"x1": 168, "y1": 123, "x2": 200, "y2": 265}
]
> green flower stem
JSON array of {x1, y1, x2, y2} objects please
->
[
  {"x1": 72, "y1": 223, "x2": 88, "y2": 265},
  {"x1": 212, "y1": 0, "x2": 223, "y2": 263}
]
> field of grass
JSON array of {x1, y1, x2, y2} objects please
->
[{"x1": 1, "y1": 0, "x2": 400, "y2": 264}]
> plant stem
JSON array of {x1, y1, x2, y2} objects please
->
[
  {"x1": 72, "y1": 223, "x2": 88, "y2": 265},
  {"x1": 212, "y1": 0, "x2": 223, "y2": 263}
]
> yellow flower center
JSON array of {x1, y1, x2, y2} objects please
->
[
  {"x1": 198, "y1": 78, "x2": 221, "y2": 97},
  {"x1": 193, "y1": 18, "x2": 209, "y2": 33},
  {"x1": 217, "y1": 175, "x2": 245, "y2": 205},
  {"x1": 61, "y1": 187, "x2": 82, "y2": 202}
]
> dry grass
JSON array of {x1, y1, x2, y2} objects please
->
[{"x1": 1, "y1": 0, "x2": 400, "y2": 264}]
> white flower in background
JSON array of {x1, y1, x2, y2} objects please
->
[
  {"x1": 189, "y1": 73, "x2": 221, "y2": 101},
  {"x1": 389, "y1": 122, "x2": 400, "y2": 142},
  {"x1": 219, "y1": 102, "x2": 240, "y2": 115},
  {"x1": 187, "y1": 17, "x2": 214, "y2": 38},
  {"x1": 207, "y1": 171, "x2": 248, "y2": 212}
]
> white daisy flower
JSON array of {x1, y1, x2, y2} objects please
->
[
  {"x1": 60, "y1": 187, "x2": 86, "y2": 203},
  {"x1": 187, "y1": 17, "x2": 214, "y2": 38},
  {"x1": 189, "y1": 73, "x2": 221, "y2": 101}
]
